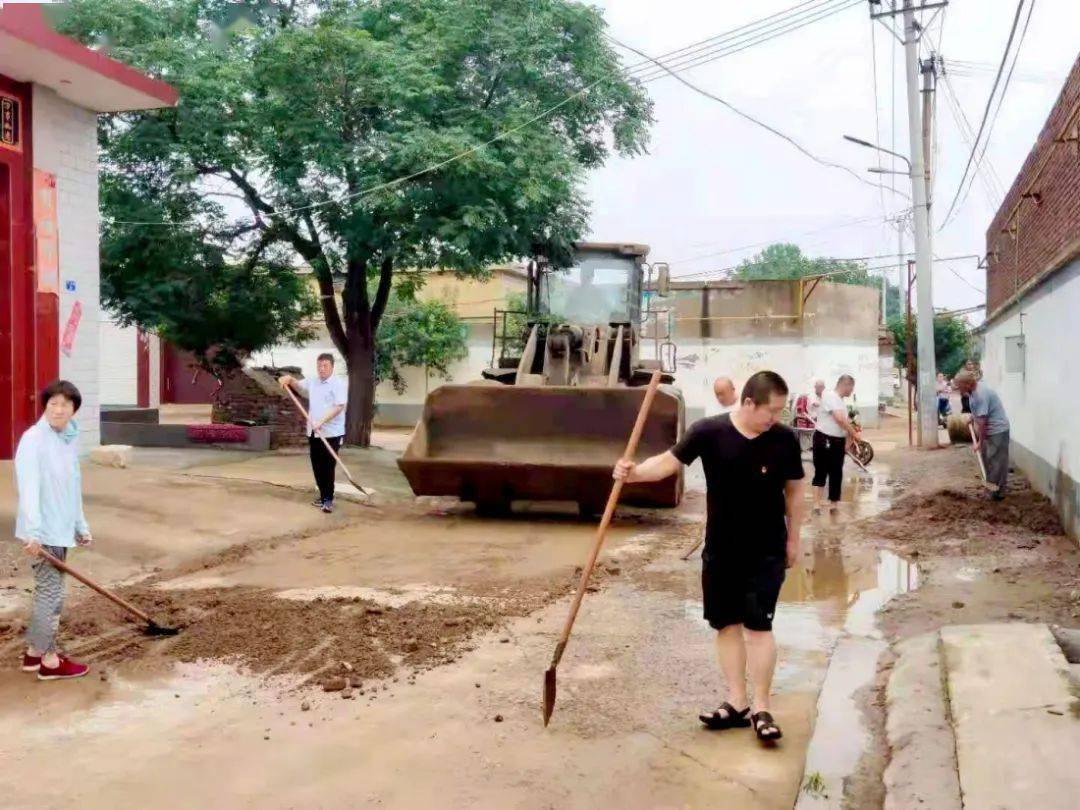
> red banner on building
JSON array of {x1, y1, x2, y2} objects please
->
[
  {"x1": 33, "y1": 170, "x2": 60, "y2": 294},
  {"x1": 60, "y1": 301, "x2": 82, "y2": 357}
]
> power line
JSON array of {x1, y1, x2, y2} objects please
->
[
  {"x1": 670, "y1": 211, "x2": 907, "y2": 270},
  {"x1": 870, "y1": 16, "x2": 886, "y2": 219},
  {"x1": 630, "y1": 0, "x2": 863, "y2": 83},
  {"x1": 954, "y1": 0, "x2": 1036, "y2": 217},
  {"x1": 681, "y1": 252, "x2": 981, "y2": 282},
  {"x1": 938, "y1": 0, "x2": 1027, "y2": 230},
  {"x1": 940, "y1": 72, "x2": 1007, "y2": 204},
  {"x1": 604, "y1": 34, "x2": 907, "y2": 201},
  {"x1": 619, "y1": 0, "x2": 831, "y2": 73}
]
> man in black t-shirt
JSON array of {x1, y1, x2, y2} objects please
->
[{"x1": 614, "y1": 371, "x2": 805, "y2": 743}]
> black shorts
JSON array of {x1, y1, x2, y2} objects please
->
[{"x1": 701, "y1": 556, "x2": 787, "y2": 632}]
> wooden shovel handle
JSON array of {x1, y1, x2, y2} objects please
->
[
  {"x1": 39, "y1": 549, "x2": 154, "y2": 625},
  {"x1": 969, "y1": 423, "x2": 989, "y2": 482},
  {"x1": 282, "y1": 383, "x2": 367, "y2": 495},
  {"x1": 550, "y1": 371, "x2": 664, "y2": 666}
]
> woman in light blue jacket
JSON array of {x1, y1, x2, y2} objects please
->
[{"x1": 14, "y1": 380, "x2": 93, "y2": 681}]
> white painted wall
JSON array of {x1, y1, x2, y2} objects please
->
[
  {"x1": 99, "y1": 318, "x2": 136, "y2": 406},
  {"x1": 254, "y1": 331, "x2": 879, "y2": 428},
  {"x1": 676, "y1": 338, "x2": 880, "y2": 425},
  {"x1": 982, "y1": 256, "x2": 1080, "y2": 537},
  {"x1": 32, "y1": 86, "x2": 100, "y2": 451}
]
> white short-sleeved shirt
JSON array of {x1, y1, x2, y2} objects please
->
[
  {"x1": 297, "y1": 375, "x2": 348, "y2": 438},
  {"x1": 814, "y1": 390, "x2": 848, "y2": 438}
]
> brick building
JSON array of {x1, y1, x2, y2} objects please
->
[
  {"x1": 982, "y1": 52, "x2": 1080, "y2": 539},
  {"x1": 0, "y1": 3, "x2": 176, "y2": 457}
]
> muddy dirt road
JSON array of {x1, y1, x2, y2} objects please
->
[{"x1": 1, "y1": 419, "x2": 1076, "y2": 809}]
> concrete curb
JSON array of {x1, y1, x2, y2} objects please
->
[{"x1": 883, "y1": 633, "x2": 962, "y2": 810}]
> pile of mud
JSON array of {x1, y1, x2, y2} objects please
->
[
  {"x1": 0, "y1": 586, "x2": 515, "y2": 685},
  {"x1": 868, "y1": 478, "x2": 1064, "y2": 549}
]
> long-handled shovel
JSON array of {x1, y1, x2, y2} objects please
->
[
  {"x1": 968, "y1": 423, "x2": 998, "y2": 492},
  {"x1": 543, "y1": 371, "x2": 663, "y2": 727},
  {"x1": 282, "y1": 384, "x2": 374, "y2": 499},
  {"x1": 39, "y1": 549, "x2": 179, "y2": 636}
]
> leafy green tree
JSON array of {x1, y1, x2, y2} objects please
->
[
  {"x1": 733, "y1": 243, "x2": 901, "y2": 317},
  {"x1": 887, "y1": 313, "x2": 971, "y2": 378},
  {"x1": 375, "y1": 296, "x2": 469, "y2": 394},
  {"x1": 101, "y1": 180, "x2": 317, "y2": 375},
  {"x1": 61, "y1": 0, "x2": 651, "y2": 445}
]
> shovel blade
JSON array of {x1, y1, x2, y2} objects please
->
[
  {"x1": 144, "y1": 622, "x2": 180, "y2": 637},
  {"x1": 542, "y1": 667, "x2": 557, "y2": 727}
]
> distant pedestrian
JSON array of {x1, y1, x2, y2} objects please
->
[
  {"x1": 614, "y1": 371, "x2": 805, "y2": 744},
  {"x1": 812, "y1": 375, "x2": 858, "y2": 513},
  {"x1": 712, "y1": 376, "x2": 738, "y2": 415},
  {"x1": 279, "y1": 354, "x2": 348, "y2": 513},
  {"x1": 954, "y1": 371, "x2": 1009, "y2": 499},
  {"x1": 936, "y1": 373, "x2": 951, "y2": 419},
  {"x1": 15, "y1": 380, "x2": 93, "y2": 681}
]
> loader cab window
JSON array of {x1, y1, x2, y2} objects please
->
[{"x1": 544, "y1": 255, "x2": 637, "y2": 325}]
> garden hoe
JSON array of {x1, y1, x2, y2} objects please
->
[{"x1": 543, "y1": 371, "x2": 662, "y2": 727}]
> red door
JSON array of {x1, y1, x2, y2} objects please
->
[
  {"x1": 160, "y1": 342, "x2": 220, "y2": 404},
  {"x1": 0, "y1": 76, "x2": 34, "y2": 460}
]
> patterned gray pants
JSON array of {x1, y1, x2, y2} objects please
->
[
  {"x1": 26, "y1": 546, "x2": 67, "y2": 654},
  {"x1": 982, "y1": 431, "x2": 1010, "y2": 494}
]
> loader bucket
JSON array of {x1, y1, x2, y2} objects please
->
[{"x1": 397, "y1": 384, "x2": 685, "y2": 511}]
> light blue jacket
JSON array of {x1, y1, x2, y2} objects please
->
[{"x1": 14, "y1": 417, "x2": 90, "y2": 548}]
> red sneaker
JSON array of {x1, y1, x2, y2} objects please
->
[
  {"x1": 21, "y1": 654, "x2": 42, "y2": 672},
  {"x1": 37, "y1": 656, "x2": 89, "y2": 681}
]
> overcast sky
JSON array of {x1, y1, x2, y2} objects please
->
[{"x1": 585, "y1": 0, "x2": 1080, "y2": 322}]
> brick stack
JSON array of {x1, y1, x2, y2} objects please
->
[
  {"x1": 212, "y1": 366, "x2": 308, "y2": 448},
  {"x1": 986, "y1": 54, "x2": 1080, "y2": 318}
]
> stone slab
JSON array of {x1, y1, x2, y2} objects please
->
[{"x1": 941, "y1": 623, "x2": 1080, "y2": 809}]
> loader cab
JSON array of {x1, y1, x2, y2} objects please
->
[{"x1": 542, "y1": 246, "x2": 643, "y2": 326}]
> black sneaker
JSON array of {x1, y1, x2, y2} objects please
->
[{"x1": 322, "y1": 500, "x2": 334, "y2": 514}]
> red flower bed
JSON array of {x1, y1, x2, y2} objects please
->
[{"x1": 186, "y1": 424, "x2": 249, "y2": 444}]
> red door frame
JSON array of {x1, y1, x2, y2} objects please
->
[
  {"x1": 0, "y1": 74, "x2": 34, "y2": 460},
  {"x1": 136, "y1": 328, "x2": 150, "y2": 407}
]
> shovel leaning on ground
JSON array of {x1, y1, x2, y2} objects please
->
[
  {"x1": 38, "y1": 549, "x2": 179, "y2": 637},
  {"x1": 281, "y1": 384, "x2": 375, "y2": 501},
  {"x1": 543, "y1": 370, "x2": 663, "y2": 727}
]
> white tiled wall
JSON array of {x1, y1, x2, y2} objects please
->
[
  {"x1": 32, "y1": 86, "x2": 101, "y2": 451},
  {"x1": 99, "y1": 318, "x2": 137, "y2": 406}
]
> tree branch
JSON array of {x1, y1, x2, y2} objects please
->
[{"x1": 371, "y1": 256, "x2": 394, "y2": 330}]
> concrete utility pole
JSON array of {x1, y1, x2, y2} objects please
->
[{"x1": 901, "y1": 0, "x2": 939, "y2": 448}]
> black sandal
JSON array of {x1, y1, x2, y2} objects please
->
[
  {"x1": 750, "y1": 711, "x2": 782, "y2": 742},
  {"x1": 698, "y1": 702, "x2": 751, "y2": 730}
]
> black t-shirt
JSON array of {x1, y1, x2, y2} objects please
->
[{"x1": 672, "y1": 414, "x2": 805, "y2": 561}]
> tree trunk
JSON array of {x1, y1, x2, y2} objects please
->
[{"x1": 345, "y1": 331, "x2": 376, "y2": 447}]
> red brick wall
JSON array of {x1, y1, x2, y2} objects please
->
[
  {"x1": 211, "y1": 366, "x2": 308, "y2": 449},
  {"x1": 986, "y1": 54, "x2": 1080, "y2": 317}
]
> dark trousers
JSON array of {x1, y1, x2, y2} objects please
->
[
  {"x1": 309, "y1": 435, "x2": 342, "y2": 503},
  {"x1": 812, "y1": 431, "x2": 846, "y2": 502}
]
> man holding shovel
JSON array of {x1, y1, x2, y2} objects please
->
[
  {"x1": 279, "y1": 354, "x2": 348, "y2": 513},
  {"x1": 614, "y1": 371, "x2": 805, "y2": 743},
  {"x1": 14, "y1": 381, "x2": 92, "y2": 681},
  {"x1": 954, "y1": 370, "x2": 1010, "y2": 499}
]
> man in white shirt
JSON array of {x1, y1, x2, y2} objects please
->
[
  {"x1": 811, "y1": 374, "x2": 858, "y2": 513},
  {"x1": 712, "y1": 376, "x2": 738, "y2": 416},
  {"x1": 279, "y1": 353, "x2": 348, "y2": 513}
]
